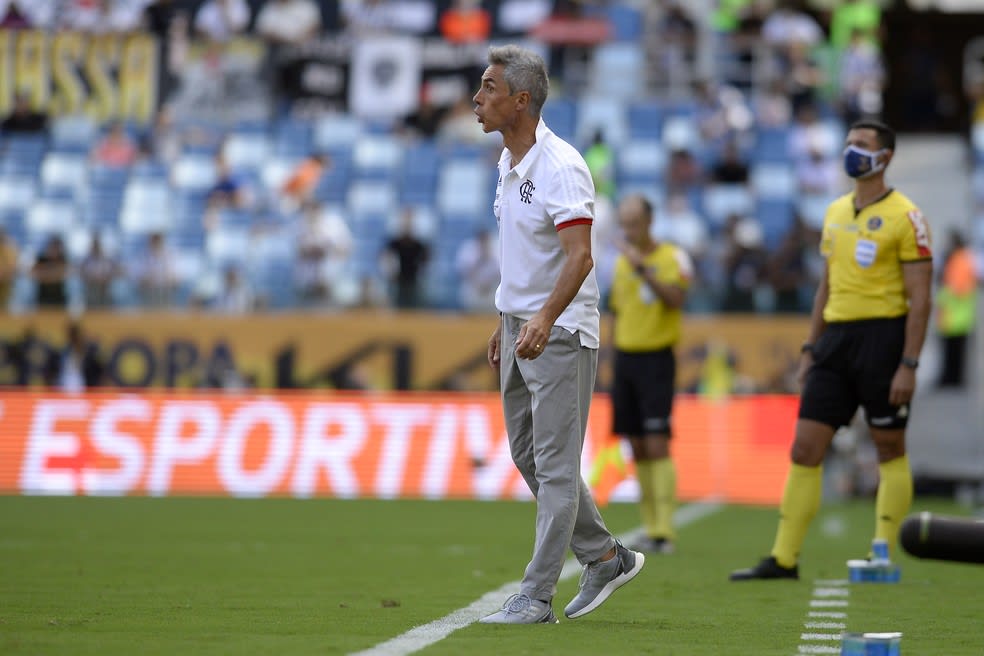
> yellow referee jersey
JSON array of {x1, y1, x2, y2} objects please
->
[
  {"x1": 820, "y1": 189, "x2": 932, "y2": 322},
  {"x1": 610, "y1": 242, "x2": 692, "y2": 351}
]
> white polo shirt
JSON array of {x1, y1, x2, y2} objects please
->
[{"x1": 494, "y1": 119, "x2": 600, "y2": 348}]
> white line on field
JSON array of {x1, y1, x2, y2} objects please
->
[
  {"x1": 349, "y1": 501, "x2": 723, "y2": 656},
  {"x1": 797, "y1": 578, "x2": 849, "y2": 655}
]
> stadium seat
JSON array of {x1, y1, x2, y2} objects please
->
[
  {"x1": 314, "y1": 113, "x2": 363, "y2": 151},
  {"x1": 757, "y1": 199, "x2": 795, "y2": 248},
  {"x1": 26, "y1": 199, "x2": 76, "y2": 236},
  {"x1": 617, "y1": 139, "x2": 666, "y2": 179},
  {"x1": 606, "y1": 4, "x2": 643, "y2": 42},
  {"x1": 347, "y1": 180, "x2": 398, "y2": 216},
  {"x1": 172, "y1": 155, "x2": 218, "y2": 192},
  {"x1": 206, "y1": 225, "x2": 252, "y2": 265},
  {"x1": 223, "y1": 132, "x2": 271, "y2": 173},
  {"x1": 0, "y1": 175, "x2": 36, "y2": 211},
  {"x1": 702, "y1": 183, "x2": 755, "y2": 228},
  {"x1": 750, "y1": 163, "x2": 797, "y2": 200},
  {"x1": 50, "y1": 115, "x2": 98, "y2": 150},
  {"x1": 542, "y1": 97, "x2": 577, "y2": 142},
  {"x1": 353, "y1": 135, "x2": 404, "y2": 177},
  {"x1": 661, "y1": 115, "x2": 700, "y2": 152},
  {"x1": 588, "y1": 43, "x2": 645, "y2": 100},
  {"x1": 575, "y1": 96, "x2": 629, "y2": 149},
  {"x1": 626, "y1": 101, "x2": 664, "y2": 140},
  {"x1": 40, "y1": 152, "x2": 88, "y2": 199},
  {"x1": 436, "y1": 158, "x2": 488, "y2": 216},
  {"x1": 753, "y1": 127, "x2": 792, "y2": 163}
]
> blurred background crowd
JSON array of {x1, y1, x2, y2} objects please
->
[{"x1": 0, "y1": 0, "x2": 981, "y2": 320}]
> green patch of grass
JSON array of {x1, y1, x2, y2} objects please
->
[{"x1": 0, "y1": 496, "x2": 981, "y2": 655}]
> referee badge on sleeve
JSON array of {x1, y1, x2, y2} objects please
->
[{"x1": 855, "y1": 239, "x2": 877, "y2": 268}]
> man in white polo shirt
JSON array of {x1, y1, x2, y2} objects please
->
[{"x1": 474, "y1": 44, "x2": 645, "y2": 625}]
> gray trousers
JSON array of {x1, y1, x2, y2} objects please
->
[{"x1": 500, "y1": 313, "x2": 615, "y2": 602}]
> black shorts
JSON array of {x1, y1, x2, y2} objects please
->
[
  {"x1": 612, "y1": 348, "x2": 675, "y2": 437},
  {"x1": 799, "y1": 316, "x2": 910, "y2": 430}
]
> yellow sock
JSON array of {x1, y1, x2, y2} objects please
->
[
  {"x1": 771, "y1": 463, "x2": 823, "y2": 568},
  {"x1": 635, "y1": 460, "x2": 658, "y2": 537},
  {"x1": 651, "y1": 457, "x2": 677, "y2": 540},
  {"x1": 875, "y1": 455, "x2": 913, "y2": 552}
]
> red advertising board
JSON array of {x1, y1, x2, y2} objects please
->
[{"x1": 0, "y1": 391, "x2": 796, "y2": 505}]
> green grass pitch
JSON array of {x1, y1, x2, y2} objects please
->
[{"x1": 1, "y1": 495, "x2": 981, "y2": 655}]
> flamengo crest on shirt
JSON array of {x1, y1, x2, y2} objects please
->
[{"x1": 519, "y1": 178, "x2": 535, "y2": 204}]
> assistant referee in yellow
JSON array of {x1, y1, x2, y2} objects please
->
[
  {"x1": 610, "y1": 194, "x2": 692, "y2": 554},
  {"x1": 731, "y1": 120, "x2": 933, "y2": 580}
]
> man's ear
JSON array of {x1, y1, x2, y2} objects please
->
[
  {"x1": 879, "y1": 149, "x2": 894, "y2": 166},
  {"x1": 514, "y1": 90, "x2": 530, "y2": 114}
]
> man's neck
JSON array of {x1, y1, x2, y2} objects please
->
[
  {"x1": 853, "y1": 177, "x2": 890, "y2": 210},
  {"x1": 502, "y1": 117, "x2": 538, "y2": 168}
]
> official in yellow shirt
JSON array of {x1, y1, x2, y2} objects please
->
[
  {"x1": 732, "y1": 120, "x2": 933, "y2": 581},
  {"x1": 609, "y1": 194, "x2": 692, "y2": 554}
]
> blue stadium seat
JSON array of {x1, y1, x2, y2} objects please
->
[
  {"x1": 757, "y1": 199, "x2": 795, "y2": 249},
  {"x1": 752, "y1": 127, "x2": 791, "y2": 163},
  {"x1": 575, "y1": 96, "x2": 628, "y2": 149},
  {"x1": 542, "y1": 98, "x2": 577, "y2": 142},
  {"x1": 626, "y1": 101, "x2": 664, "y2": 140},
  {"x1": 750, "y1": 163, "x2": 797, "y2": 200},
  {"x1": 0, "y1": 175, "x2": 36, "y2": 212},
  {"x1": 606, "y1": 4, "x2": 643, "y2": 42}
]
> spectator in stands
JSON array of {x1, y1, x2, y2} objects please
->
[
  {"x1": 61, "y1": 0, "x2": 144, "y2": 34},
  {"x1": 437, "y1": 95, "x2": 495, "y2": 146},
  {"x1": 294, "y1": 199, "x2": 353, "y2": 307},
  {"x1": 825, "y1": 0, "x2": 881, "y2": 54},
  {"x1": 721, "y1": 0, "x2": 768, "y2": 91},
  {"x1": 439, "y1": 0, "x2": 490, "y2": 44},
  {"x1": 1, "y1": 92, "x2": 47, "y2": 135},
  {"x1": 79, "y1": 234, "x2": 120, "y2": 310},
  {"x1": 256, "y1": 0, "x2": 322, "y2": 45},
  {"x1": 0, "y1": 227, "x2": 18, "y2": 312},
  {"x1": 838, "y1": 27, "x2": 885, "y2": 125},
  {"x1": 340, "y1": 0, "x2": 392, "y2": 35},
  {"x1": 720, "y1": 216, "x2": 768, "y2": 312},
  {"x1": 403, "y1": 85, "x2": 449, "y2": 139},
  {"x1": 709, "y1": 140, "x2": 750, "y2": 185},
  {"x1": 583, "y1": 130, "x2": 615, "y2": 201},
  {"x1": 936, "y1": 230, "x2": 977, "y2": 388},
  {"x1": 214, "y1": 265, "x2": 256, "y2": 314},
  {"x1": 455, "y1": 228, "x2": 499, "y2": 313},
  {"x1": 665, "y1": 148, "x2": 703, "y2": 195},
  {"x1": 752, "y1": 77, "x2": 793, "y2": 128},
  {"x1": 280, "y1": 152, "x2": 329, "y2": 212},
  {"x1": 31, "y1": 235, "x2": 69, "y2": 310},
  {"x1": 767, "y1": 217, "x2": 812, "y2": 313},
  {"x1": 780, "y1": 40, "x2": 826, "y2": 115},
  {"x1": 788, "y1": 103, "x2": 837, "y2": 162},
  {"x1": 42, "y1": 321, "x2": 105, "y2": 391},
  {"x1": 380, "y1": 207, "x2": 429, "y2": 309},
  {"x1": 194, "y1": 0, "x2": 250, "y2": 42},
  {"x1": 793, "y1": 137, "x2": 843, "y2": 231},
  {"x1": 646, "y1": 0, "x2": 699, "y2": 87},
  {"x1": 206, "y1": 155, "x2": 249, "y2": 212},
  {"x1": 0, "y1": 0, "x2": 54, "y2": 29},
  {"x1": 352, "y1": 274, "x2": 389, "y2": 310},
  {"x1": 91, "y1": 122, "x2": 138, "y2": 169},
  {"x1": 761, "y1": 0, "x2": 823, "y2": 53},
  {"x1": 135, "y1": 232, "x2": 179, "y2": 308},
  {"x1": 651, "y1": 193, "x2": 708, "y2": 263}
]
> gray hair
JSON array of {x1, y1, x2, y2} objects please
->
[{"x1": 487, "y1": 45, "x2": 549, "y2": 118}]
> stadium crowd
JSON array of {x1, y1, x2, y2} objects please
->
[{"x1": 0, "y1": 0, "x2": 945, "y2": 318}]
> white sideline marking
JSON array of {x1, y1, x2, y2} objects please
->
[
  {"x1": 797, "y1": 579, "x2": 849, "y2": 655},
  {"x1": 804, "y1": 622, "x2": 846, "y2": 630},
  {"x1": 349, "y1": 501, "x2": 723, "y2": 656}
]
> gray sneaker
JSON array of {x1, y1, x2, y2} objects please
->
[
  {"x1": 479, "y1": 594, "x2": 559, "y2": 624},
  {"x1": 564, "y1": 542, "x2": 645, "y2": 619}
]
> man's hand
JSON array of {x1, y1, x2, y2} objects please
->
[
  {"x1": 889, "y1": 365, "x2": 916, "y2": 406},
  {"x1": 795, "y1": 352, "x2": 813, "y2": 390},
  {"x1": 515, "y1": 314, "x2": 550, "y2": 360},
  {"x1": 488, "y1": 322, "x2": 502, "y2": 370}
]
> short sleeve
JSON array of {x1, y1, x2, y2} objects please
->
[
  {"x1": 899, "y1": 207, "x2": 932, "y2": 261},
  {"x1": 546, "y1": 162, "x2": 595, "y2": 229}
]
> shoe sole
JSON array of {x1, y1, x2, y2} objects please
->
[{"x1": 565, "y1": 551, "x2": 646, "y2": 619}]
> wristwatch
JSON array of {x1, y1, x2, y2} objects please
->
[{"x1": 900, "y1": 356, "x2": 919, "y2": 370}]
